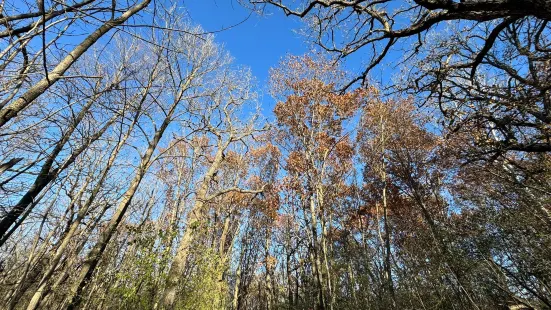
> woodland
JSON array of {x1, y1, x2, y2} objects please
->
[{"x1": 0, "y1": 0, "x2": 550, "y2": 309}]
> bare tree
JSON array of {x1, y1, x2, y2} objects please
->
[
  {"x1": 0, "y1": 40, "x2": 140, "y2": 245},
  {"x1": 60, "y1": 17, "x2": 240, "y2": 309},
  {"x1": 161, "y1": 67, "x2": 266, "y2": 309},
  {"x1": 253, "y1": 0, "x2": 550, "y2": 86},
  {"x1": 0, "y1": 0, "x2": 152, "y2": 128},
  {"x1": 407, "y1": 18, "x2": 551, "y2": 158}
]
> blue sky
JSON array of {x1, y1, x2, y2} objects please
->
[{"x1": 184, "y1": 1, "x2": 307, "y2": 87}]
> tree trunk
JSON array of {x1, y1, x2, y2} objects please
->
[
  {"x1": 161, "y1": 140, "x2": 228, "y2": 308},
  {"x1": 64, "y1": 99, "x2": 176, "y2": 309},
  {"x1": 308, "y1": 191, "x2": 326, "y2": 310},
  {"x1": 0, "y1": 94, "x2": 116, "y2": 245},
  {"x1": 0, "y1": 158, "x2": 22, "y2": 176},
  {"x1": 25, "y1": 118, "x2": 134, "y2": 310}
]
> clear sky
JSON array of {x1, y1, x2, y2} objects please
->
[{"x1": 184, "y1": 1, "x2": 307, "y2": 92}]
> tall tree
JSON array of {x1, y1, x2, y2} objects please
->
[{"x1": 270, "y1": 54, "x2": 367, "y2": 309}]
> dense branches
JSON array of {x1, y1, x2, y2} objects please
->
[
  {"x1": 255, "y1": 0, "x2": 550, "y2": 83},
  {"x1": 256, "y1": 0, "x2": 551, "y2": 160}
]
